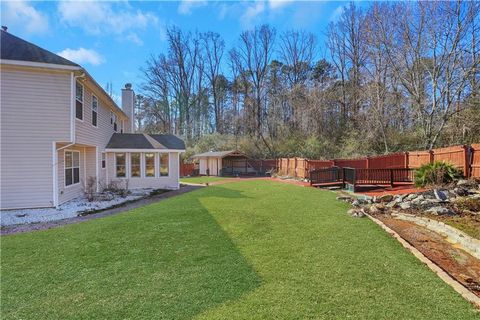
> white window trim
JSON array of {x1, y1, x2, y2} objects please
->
[
  {"x1": 64, "y1": 150, "x2": 81, "y2": 188},
  {"x1": 130, "y1": 152, "x2": 142, "y2": 178},
  {"x1": 159, "y1": 152, "x2": 170, "y2": 178},
  {"x1": 91, "y1": 94, "x2": 98, "y2": 128},
  {"x1": 75, "y1": 82, "x2": 84, "y2": 122},
  {"x1": 144, "y1": 152, "x2": 156, "y2": 178},
  {"x1": 115, "y1": 153, "x2": 127, "y2": 179}
]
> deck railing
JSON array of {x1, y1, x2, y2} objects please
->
[{"x1": 310, "y1": 167, "x2": 415, "y2": 191}]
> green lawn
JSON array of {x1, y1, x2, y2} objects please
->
[
  {"x1": 180, "y1": 176, "x2": 230, "y2": 184},
  {"x1": 2, "y1": 180, "x2": 478, "y2": 319}
]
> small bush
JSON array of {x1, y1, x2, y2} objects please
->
[
  {"x1": 414, "y1": 161, "x2": 462, "y2": 187},
  {"x1": 83, "y1": 176, "x2": 97, "y2": 202}
]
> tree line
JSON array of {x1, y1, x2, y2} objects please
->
[{"x1": 138, "y1": 1, "x2": 479, "y2": 159}]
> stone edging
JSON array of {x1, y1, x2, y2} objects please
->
[
  {"x1": 366, "y1": 213, "x2": 480, "y2": 309},
  {"x1": 392, "y1": 212, "x2": 480, "y2": 260}
]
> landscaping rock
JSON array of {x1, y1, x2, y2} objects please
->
[
  {"x1": 426, "y1": 206, "x2": 454, "y2": 215},
  {"x1": 348, "y1": 208, "x2": 365, "y2": 218},
  {"x1": 406, "y1": 193, "x2": 418, "y2": 201},
  {"x1": 378, "y1": 194, "x2": 394, "y2": 203},
  {"x1": 337, "y1": 196, "x2": 353, "y2": 202},
  {"x1": 456, "y1": 179, "x2": 469, "y2": 186},
  {"x1": 399, "y1": 202, "x2": 411, "y2": 210},
  {"x1": 434, "y1": 189, "x2": 449, "y2": 202},
  {"x1": 454, "y1": 187, "x2": 469, "y2": 196},
  {"x1": 352, "y1": 200, "x2": 361, "y2": 207},
  {"x1": 386, "y1": 201, "x2": 397, "y2": 208}
]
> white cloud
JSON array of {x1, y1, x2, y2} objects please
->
[
  {"x1": 240, "y1": 1, "x2": 266, "y2": 29},
  {"x1": 1, "y1": 0, "x2": 48, "y2": 35},
  {"x1": 330, "y1": 5, "x2": 345, "y2": 22},
  {"x1": 57, "y1": 0, "x2": 158, "y2": 44},
  {"x1": 178, "y1": 0, "x2": 207, "y2": 15},
  {"x1": 268, "y1": 0, "x2": 292, "y2": 11},
  {"x1": 57, "y1": 48, "x2": 105, "y2": 66}
]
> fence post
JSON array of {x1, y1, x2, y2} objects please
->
[
  {"x1": 305, "y1": 159, "x2": 309, "y2": 180},
  {"x1": 342, "y1": 167, "x2": 346, "y2": 188},
  {"x1": 293, "y1": 157, "x2": 297, "y2": 178},
  {"x1": 366, "y1": 157, "x2": 370, "y2": 169},
  {"x1": 463, "y1": 145, "x2": 469, "y2": 178},
  {"x1": 405, "y1": 152, "x2": 409, "y2": 169},
  {"x1": 390, "y1": 169, "x2": 394, "y2": 188},
  {"x1": 429, "y1": 150, "x2": 434, "y2": 164}
]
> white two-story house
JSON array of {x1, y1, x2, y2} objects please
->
[{"x1": 0, "y1": 30, "x2": 185, "y2": 210}]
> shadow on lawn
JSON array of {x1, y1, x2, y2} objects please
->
[{"x1": 1, "y1": 186, "x2": 261, "y2": 320}]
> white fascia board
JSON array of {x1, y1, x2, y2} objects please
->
[
  {"x1": 0, "y1": 59, "x2": 82, "y2": 71},
  {"x1": 105, "y1": 148, "x2": 185, "y2": 153}
]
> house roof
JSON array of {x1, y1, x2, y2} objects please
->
[
  {"x1": 192, "y1": 150, "x2": 247, "y2": 158},
  {"x1": 1, "y1": 30, "x2": 79, "y2": 66},
  {"x1": 106, "y1": 133, "x2": 185, "y2": 150}
]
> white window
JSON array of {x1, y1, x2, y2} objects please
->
[
  {"x1": 145, "y1": 153, "x2": 155, "y2": 177},
  {"x1": 65, "y1": 151, "x2": 80, "y2": 186},
  {"x1": 101, "y1": 152, "x2": 106, "y2": 169},
  {"x1": 92, "y1": 95, "x2": 98, "y2": 127},
  {"x1": 115, "y1": 153, "x2": 126, "y2": 178},
  {"x1": 131, "y1": 153, "x2": 141, "y2": 177},
  {"x1": 160, "y1": 153, "x2": 169, "y2": 176},
  {"x1": 110, "y1": 111, "x2": 113, "y2": 124},
  {"x1": 75, "y1": 82, "x2": 83, "y2": 120}
]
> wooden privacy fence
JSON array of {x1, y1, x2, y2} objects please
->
[
  {"x1": 180, "y1": 162, "x2": 196, "y2": 177},
  {"x1": 277, "y1": 143, "x2": 479, "y2": 180}
]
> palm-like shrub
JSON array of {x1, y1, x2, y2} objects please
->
[{"x1": 414, "y1": 161, "x2": 462, "y2": 187}]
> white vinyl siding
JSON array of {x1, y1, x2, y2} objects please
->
[{"x1": 0, "y1": 68, "x2": 71, "y2": 209}]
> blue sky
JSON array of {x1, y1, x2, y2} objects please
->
[{"x1": 1, "y1": 1, "x2": 363, "y2": 101}]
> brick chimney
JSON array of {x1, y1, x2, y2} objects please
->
[{"x1": 121, "y1": 83, "x2": 135, "y2": 133}]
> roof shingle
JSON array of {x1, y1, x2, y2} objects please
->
[
  {"x1": 1, "y1": 30, "x2": 79, "y2": 67},
  {"x1": 106, "y1": 133, "x2": 185, "y2": 150}
]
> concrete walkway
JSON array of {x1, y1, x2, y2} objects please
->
[{"x1": 1, "y1": 185, "x2": 202, "y2": 236}]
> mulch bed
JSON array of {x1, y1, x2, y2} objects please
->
[{"x1": 377, "y1": 215, "x2": 480, "y2": 297}]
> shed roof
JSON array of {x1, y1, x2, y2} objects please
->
[
  {"x1": 1, "y1": 30, "x2": 79, "y2": 66},
  {"x1": 106, "y1": 133, "x2": 185, "y2": 150},
  {"x1": 192, "y1": 150, "x2": 247, "y2": 158}
]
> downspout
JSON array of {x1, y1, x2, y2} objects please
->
[{"x1": 53, "y1": 71, "x2": 85, "y2": 207}]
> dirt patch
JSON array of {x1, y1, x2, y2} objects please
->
[{"x1": 377, "y1": 215, "x2": 480, "y2": 297}]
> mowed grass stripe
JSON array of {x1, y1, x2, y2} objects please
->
[{"x1": 2, "y1": 180, "x2": 478, "y2": 319}]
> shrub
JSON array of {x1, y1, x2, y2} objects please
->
[
  {"x1": 414, "y1": 161, "x2": 462, "y2": 187},
  {"x1": 83, "y1": 176, "x2": 97, "y2": 202}
]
